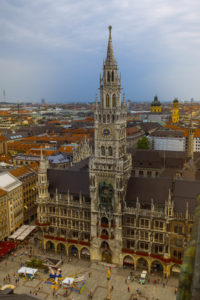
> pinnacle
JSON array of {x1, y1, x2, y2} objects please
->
[{"x1": 105, "y1": 25, "x2": 117, "y2": 66}]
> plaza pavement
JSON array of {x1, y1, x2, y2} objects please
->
[{"x1": 0, "y1": 243, "x2": 179, "y2": 300}]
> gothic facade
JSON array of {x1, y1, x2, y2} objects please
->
[{"x1": 36, "y1": 27, "x2": 200, "y2": 277}]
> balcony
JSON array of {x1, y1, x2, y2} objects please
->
[{"x1": 100, "y1": 235, "x2": 109, "y2": 240}]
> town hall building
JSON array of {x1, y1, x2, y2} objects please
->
[{"x1": 36, "y1": 27, "x2": 200, "y2": 278}]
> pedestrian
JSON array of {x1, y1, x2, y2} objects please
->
[
  {"x1": 163, "y1": 282, "x2": 165, "y2": 288},
  {"x1": 111, "y1": 285, "x2": 114, "y2": 291},
  {"x1": 55, "y1": 291, "x2": 58, "y2": 298},
  {"x1": 128, "y1": 286, "x2": 130, "y2": 292}
]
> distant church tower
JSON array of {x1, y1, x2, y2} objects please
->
[
  {"x1": 89, "y1": 26, "x2": 132, "y2": 265},
  {"x1": 172, "y1": 98, "x2": 179, "y2": 123},
  {"x1": 150, "y1": 95, "x2": 161, "y2": 113}
]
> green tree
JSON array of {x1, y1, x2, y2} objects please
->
[{"x1": 137, "y1": 136, "x2": 150, "y2": 149}]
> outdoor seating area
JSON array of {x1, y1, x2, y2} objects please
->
[{"x1": 0, "y1": 241, "x2": 18, "y2": 259}]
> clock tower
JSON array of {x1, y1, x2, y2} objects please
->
[{"x1": 89, "y1": 26, "x2": 132, "y2": 264}]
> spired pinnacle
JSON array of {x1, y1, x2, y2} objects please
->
[
  {"x1": 105, "y1": 25, "x2": 116, "y2": 66},
  {"x1": 108, "y1": 25, "x2": 112, "y2": 39}
]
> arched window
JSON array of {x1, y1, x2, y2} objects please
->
[
  {"x1": 106, "y1": 94, "x2": 110, "y2": 108},
  {"x1": 103, "y1": 115, "x2": 106, "y2": 123},
  {"x1": 108, "y1": 146, "x2": 112, "y2": 156},
  {"x1": 101, "y1": 146, "x2": 105, "y2": 156},
  {"x1": 112, "y1": 94, "x2": 116, "y2": 107},
  {"x1": 112, "y1": 115, "x2": 115, "y2": 122},
  {"x1": 112, "y1": 71, "x2": 114, "y2": 82},
  {"x1": 107, "y1": 114, "x2": 110, "y2": 122},
  {"x1": 99, "y1": 115, "x2": 101, "y2": 122},
  {"x1": 107, "y1": 71, "x2": 110, "y2": 82}
]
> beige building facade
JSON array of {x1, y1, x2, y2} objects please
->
[{"x1": 0, "y1": 172, "x2": 23, "y2": 234}]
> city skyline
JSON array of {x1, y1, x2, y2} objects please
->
[{"x1": 1, "y1": 0, "x2": 200, "y2": 103}]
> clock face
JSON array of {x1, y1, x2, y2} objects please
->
[{"x1": 103, "y1": 128, "x2": 110, "y2": 136}]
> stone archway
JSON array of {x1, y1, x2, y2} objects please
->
[
  {"x1": 123, "y1": 255, "x2": 135, "y2": 269},
  {"x1": 57, "y1": 243, "x2": 66, "y2": 255},
  {"x1": 80, "y1": 247, "x2": 90, "y2": 260},
  {"x1": 46, "y1": 240, "x2": 55, "y2": 252},
  {"x1": 100, "y1": 241, "x2": 112, "y2": 263},
  {"x1": 69, "y1": 245, "x2": 78, "y2": 257},
  {"x1": 136, "y1": 257, "x2": 149, "y2": 271},
  {"x1": 151, "y1": 260, "x2": 164, "y2": 275}
]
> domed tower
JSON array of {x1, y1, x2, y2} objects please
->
[
  {"x1": 172, "y1": 98, "x2": 179, "y2": 123},
  {"x1": 89, "y1": 26, "x2": 132, "y2": 265},
  {"x1": 150, "y1": 95, "x2": 161, "y2": 113}
]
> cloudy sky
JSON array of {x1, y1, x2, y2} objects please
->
[{"x1": 1, "y1": 0, "x2": 200, "y2": 103}]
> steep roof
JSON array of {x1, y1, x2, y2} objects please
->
[
  {"x1": 173, "y1": 179, "x2": 200, "y2": 214},
  {"x1": 47, "y1": 168, "x2": 89, "y2": 196},
  {"x1": 125, "y1": 176, "x2": 172, "y2": 206}
]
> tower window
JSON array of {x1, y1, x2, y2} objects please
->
[
  {"x1": 106, "y1": 94, "x2": 110, "y2": 108},
  {"x1": 101, "y1": 146, "x2": 105, "y2": 156},
  {"x1": 112, "y1": 94, "x2": 116, "y2": 107},
  {"x1": 108, "y1": 146, "x2": 112, "y2": 156},
  {"x1": 107, "y1": 71, "x2": 110, "y2": 82},
  {"x1": 112, "y1": 71, "x2": 114, "y2": 82}
]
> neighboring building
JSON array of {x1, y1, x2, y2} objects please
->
[
  {"x1": 0, "y1": 131, "x2": 7, "y2": 154},
  {"x1": 48, "y1": 153, "x2": 71, "y2": 168},
  {"x1": 36, "y1": 26, "x2": 200, "y2": 278},
  {"x1": 149, "y1": 130, "x2": 185, "y2": 151},
  {"x1": 0, "y1": 172, "x2": 23, "y2": 234},
  {"x1": 10, "y1": 166, "x2": 37, "y2": 224},
  {"x1": 73, "y1": 137, "x2": 93, "y2": 164},
  {"x1": 0, "y1": 188, "x2": 9, "y2": 240},
  {"x1": 126, "y1": 126, "x2": 145, "y2": 149},
  {"x1": 172, "y1": 99, "x2": 179, "y2": 123},
  {"x1": 150, "y1": 95, "x2": 162, "y2": 113},
  {"x1": 13, "y1": 154, "x2": 40, "y2": 166}
]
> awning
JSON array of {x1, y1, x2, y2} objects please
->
[
  {"x1": 9, "y1": 225, "x2": 36, "y2": 241},
  {"x1": 18, "y1": 267, "x2": 38, "y2": 275},
  {"x1": 172, "y1": 266, "x2": 181, "y2": 273},
  {"x1": 124, "y1": 257, "x2": 134, "y2": 265},
  {"x1": 62, "y1": 277, "x2": 74, "y2": 286},
  {"x1": 81, "y1": 249, "x2": 90, "y2": 256}
]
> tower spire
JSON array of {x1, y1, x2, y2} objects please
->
[{"x1": 105, "y1": 25, "x2": 116, "y2": 66}]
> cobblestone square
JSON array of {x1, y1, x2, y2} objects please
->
[{"x1": 0, "y1": 244, "x2": 179, "y2": 300}]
